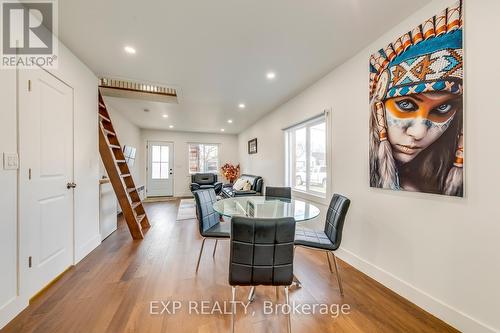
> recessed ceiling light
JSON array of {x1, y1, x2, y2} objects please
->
[
  {"x1": 124, "y1": 46, "x2": 136, "y2": 54},
  {"x1": 162, "y1": 114, "x2": 168, "y2": 118},
  {"x1": 220, "y1": 128, "x2": 225, "y2": 132},
  {"x1": 266, "y1": 71, "x2": 276, "y2": 80},
  {"x1": 169, "y1": 125, "x2": 174, "y2": 129},
  {"x1": 238, "y1": 103, "x2": 246, "y2": 109},
  {"x1": 227, "y1": 119, "x2": 233, "y2": 124}
]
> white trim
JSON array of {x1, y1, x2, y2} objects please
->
[
  {"x1": 0, "y1": 297, "x2": 28, "y2": 329},
  {"x1": 336, "y1": 247, "x2": 498, "y2": 333},
  {"x1": 75, "y1": 234, "x2": 101, "y2": 263}
]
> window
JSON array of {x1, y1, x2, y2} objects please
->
[
  {"x1": 285, "y1": 115, "x2": 327, "y2": 197},
  {"x1": 151, "y1": 145, "x2": 170, "y2": 179},
  {"x1": 189, "y1": 143, "x2": 219, "y2": 174},
  {"x1": 123, "y1": 145, "x2": 136, "y2": 168}
]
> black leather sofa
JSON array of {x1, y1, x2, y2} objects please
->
[
  {"x1": 190, "y1": 173, "x2": 223, "y2": 194},
  {"x1": 221, "y1": 174, "x2": 263, "y2": 198}
]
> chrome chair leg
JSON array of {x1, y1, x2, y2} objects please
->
[
  {"x1": 248, "y1": 286, "x2": 256, "y2": 302},
  {"x1": 326, "y1": 251, "x2": 333, "y2": 273},
  {"x1": 285, "y1": 286, "x2": 291, "y2": 333},
  {"x1": 213, "y1": 239, "x2": 218, "y2": 258},
  {"x1": 332, "y1": 252, "x2": 344, "y2": 296},
  {"x1": 196, "y1": 238, "x2": 206, "y2": 273},
  {"x1": 231, "y1": 286, "x2": 236, "y2": 333}
]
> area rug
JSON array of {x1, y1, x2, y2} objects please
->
[{"x1": 176, "y1": 198, "x2": 196, "y2": 221}]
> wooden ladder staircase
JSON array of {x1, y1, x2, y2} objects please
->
[{"x1": 98, "y1": 91, "x2": 150, "y2": 240}]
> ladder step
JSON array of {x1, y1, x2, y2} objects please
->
[
  {"x1": 116, "y1": 159, "x2": 126, "y2": 163},
  {"x1": 103, "y1": 129, "x2": 116, "y2": 137},
  {"x1": 121, "y1": 173, "x2": 131, "y2": 178},
  {"x1": 136, "y1": 214, "x2": 146, "y2": 223},
  {"x1": 109, "y1": 144, "x2": 121, "y2": 149},
  {"x1": 131, "y1": 201, "x2": 141, "y2": 210},
  {"x1": 99, "y1": 102, "x2": 106, "y2": 108},
  {"x1": 127, "y1": 187, "x2": 136, "y2": 193},
  {"x1": 99, "y1": 113, "x2": 111, "y2": 123}
]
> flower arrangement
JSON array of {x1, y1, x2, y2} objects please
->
[{"x1": 221, "y1": 163, "x2": 240, "y2": 183}]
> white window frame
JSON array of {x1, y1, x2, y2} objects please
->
[
  {"x1": 284, "y1": 111, "x2": 332, "y2": 204},
  {"x1": 188, "y1": 142, "x2": 221, "y2": 174}
]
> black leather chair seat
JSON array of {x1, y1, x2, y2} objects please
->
[
  {"x1": 294, "y1": 228, "x2": 335, "y2": 250},
  {"x1": 203, "y1": 221, "x2": 231, "y2": 238}
]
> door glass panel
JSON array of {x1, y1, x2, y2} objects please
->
[
  {"x1": 161, "y1": 146, "x2": 169, "y2": 162},
  {"x1": 152, "y1": 145, "x2": 161, "y2": 163},
  {"x1": 152, "y1": 162, "x2": 161, "y2": 179}
]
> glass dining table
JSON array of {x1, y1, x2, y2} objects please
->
[
  {"x1": 213, "y1": 196, "x2": 320, "y2": 222},
  {"x1": 213, "y1": 195, "x2": 320, "y2": 295}
]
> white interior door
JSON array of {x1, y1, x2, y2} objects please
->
[
  {"x1": 19, "y1": 69, "x2": 74, "y2": 297},
  {"x1": 147, "y1": 141, "x2": 174, "y2": 197}
]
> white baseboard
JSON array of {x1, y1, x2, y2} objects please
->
[
  {"x1": 75, "y1": 234, "x2": 101, "y2": 263},
  {"x1": 0, "y1": 233, "x2": 102, "y2": 330},
  {"x1": 0, "y1": 296, "x2": 28, "y2": 329},
  {"x1": 336, "y1": 247, "x2": 498, "y2": 333}
]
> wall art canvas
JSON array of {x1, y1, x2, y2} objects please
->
[{"x1": 369, "y1": 1, "x2": 464, "y2": 197}]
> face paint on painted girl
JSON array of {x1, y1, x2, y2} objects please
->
[{"x1": 384, "y1": 91, "x2": 460, "y2": 164}]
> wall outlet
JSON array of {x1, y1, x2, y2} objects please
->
[{"x1": 3, "y1": 153, "x2": 19, "y2": 170}]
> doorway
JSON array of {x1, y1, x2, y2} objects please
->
[
  {"x1": 147, "y1": 141, "x2": 174, "y2": 197},
  {"x1": 19, "y1": 68, "x2": 75, "y2": 298}
]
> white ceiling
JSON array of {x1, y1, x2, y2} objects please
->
[{"x1": 59, "y1": 0, "x2": 431, "y2": 134}]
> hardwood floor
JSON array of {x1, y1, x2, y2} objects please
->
[{"x1": 2, "y1": 200, "x2": 458, "y2": 333}]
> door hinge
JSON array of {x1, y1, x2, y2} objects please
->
[
  {"x1": 28, "y1": 256, "x2": 32, "y2": 268},
  {"x1": 28, "y1": 80, "x2": 31, "y2": 92},
  {"x1": 28, "y1": 168, "x2": 32, "y2": 180}
]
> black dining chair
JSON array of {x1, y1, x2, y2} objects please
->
[
  {"x1": 229, "y1": 216, "x2": 296, "y2": 333},
  {"x1": 294, "y1": 193, "x2": 350, "y2": 295},
  {"x1": 193, "y1": 189, "x2": 230, "y2": 272},
  {"x1": 265, "y1": 186, "x2": 292, "y2": 199}
]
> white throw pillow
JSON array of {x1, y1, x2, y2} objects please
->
[
  {"x1": 242, "y1": 181, "x2": 252, "y2": 191},
  {"x1": 233, "y1": 178, "x2": 247, "y2": 191}
]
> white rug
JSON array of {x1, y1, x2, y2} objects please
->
[{"x1": 176, "y1": 198, "x2": 196, "y2": 221}]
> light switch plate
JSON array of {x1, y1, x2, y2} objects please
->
[{"x1": 3, "y1": 153, "x2": 19, "y2": 170}]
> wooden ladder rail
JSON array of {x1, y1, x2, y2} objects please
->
[{"x1": 98, "y1": 91, "x2": 150, "y2": 240}]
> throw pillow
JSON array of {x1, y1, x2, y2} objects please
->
[
  {"x1": 242, "y1": 181, "x2": 252, "y2": 191},
  {"x1": 233, "y1": 178, "x2": 246, "y2": 191}
]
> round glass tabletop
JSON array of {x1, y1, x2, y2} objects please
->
[{"x1": 213, "y1": 196, "x2": 320, "y2": 222}]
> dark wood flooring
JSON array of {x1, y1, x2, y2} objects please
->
[{"x1": 2, "y1": 200, "x2": 458, "y2": 333}]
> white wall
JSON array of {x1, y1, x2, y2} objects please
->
[
  {"x1": 238, "y1": 1, "x2": 500, "y2": 332},
  {"x1": 0, "y1": 42, "x2": 99, "y2": 328},
  {"x1": 106, "y1": 106, "x2": 145, "y2": 187},
  {"x1": 141, "y1": 130, "x2": 239, "y2": 197}
]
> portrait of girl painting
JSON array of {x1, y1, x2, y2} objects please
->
[{"x1": 369, "y1": 1, "x2": 464, "y2": 197}]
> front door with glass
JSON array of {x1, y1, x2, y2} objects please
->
[{"x1": 147, "y1": 141, "x2": 174, "y2": 197}]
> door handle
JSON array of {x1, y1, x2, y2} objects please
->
[{"x1": 66, "y1": 182, "x2": 77, "y2": 189}]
